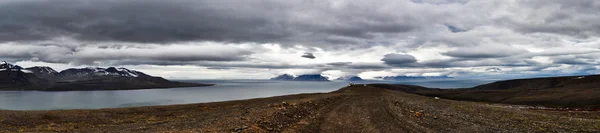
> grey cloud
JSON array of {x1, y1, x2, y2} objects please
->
[
  {"x1": 325, "y1": 62, "x2": 389, "y2": 70},
  {"x1": 522, "y1": 48, "x2": 600, "y2": 57},
  {"x1": 0, "y1": 0, "x2": 283, "y2": 43},
  {"x1": 551, "y1": 55, "x2": 594, "y2": 65},
  {"x1": 326, "y1": 62, "x2": 353, "y2": 66},
  {"x1": 515, "y1": 65, "x2": 556, "y2": 72},
  {"x1": 411, "y1": 0, "x2": 469, "y2": 4},
  {"x1": 381, "y1": 53, "x2": 418, "y2": 66},
  {"x1": 445, "y1": 24, "x2": 466, "y2": 33},
  {"x1": 192, "y1": 61, "x2": 389, "y2": 72},
  {"x1": 554, "y1": 59, "x2": 590, "y2": 65},
  {"x1": 1, "y1": 0, "x2": 600, "y2": 79},
  {"x1": 0, "y1": 43, "x2": 252, "y2": 65},
  {"x1": 348, "y1": 63, "x2": 389, "y2": 69},
  {"x1": 442, "y1": 45, "x2": 529, "y2": 58},
  {"x1": 0, "y1": 0, "x2": 426, "y2": 47},
  {"x1": 498, "y1": 0, "x2": 600, "y2": 38},
  {"x1": 301, "y1": 53, "x2": 316, "y2": 59},
  {"x1": 424, "y1": 58, "x2": 540, "y2": 68},
  {"x1": 206, "y1": 67, "x2": 233, "y2": 70},
  {"x1": 486, "y1": 67, "x2": 502, "y2": 72}
]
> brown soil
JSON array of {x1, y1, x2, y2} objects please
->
[{"x1": 1, "y1": 85, "x2": 599, "y2": 132}]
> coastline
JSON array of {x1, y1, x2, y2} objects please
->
[{"x1": 0, "y1": 81, "x2": 214, "y2": 91}]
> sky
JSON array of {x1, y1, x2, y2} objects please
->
[{"x1": 1, "y1": 0, "x2": 600, "y2": 79}]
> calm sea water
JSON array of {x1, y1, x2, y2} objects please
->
[{"x1": 0, "y1": 79, "x2": 493, "y2": 110}]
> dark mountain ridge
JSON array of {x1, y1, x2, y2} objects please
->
[
  {"x1": 0, "y1": 62, "x2": 213, "y2": 91},
  {"x1": 471, "y1": 74, "x2": 600, "y2": 90},
  {"x1": 370, "y1": 74, "x2": 600, "y2": 109},
  {"x1": 270, "y1": 74, "x2": 295, "y2": 80}
]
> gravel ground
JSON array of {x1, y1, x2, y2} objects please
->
[{"x1": 1, "y1": 85, "x2": 599, "y2": 132}]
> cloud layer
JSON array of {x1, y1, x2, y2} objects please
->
[{"x1": 2, "y1": 0, "x2": 600, "y2": 79}]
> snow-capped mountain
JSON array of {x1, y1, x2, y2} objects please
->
[
  {"x1": 0, "y1": 62, "x2": 213, "y2": 91},
  {"x1": 0, "y1": 61, "x2": 24, "y2": 71},
  {"x1": 27, "y1": 66, "x2": 58, "y2": 74},
  {"x1": 60, "y1": 67, "x2": 150, "y2": 79},
  {"x1": 23, "y1": 66, "x2": 152, "y2": 81},
  {"x1": 24, "y1": 66, "x2": 61, "y2": 80},
  {"x1": 270, "y1": 74, "x2": 295, "y2": 80},
  {"x1": 0, "y1": 62, "x2": 48, "y2": 89}
]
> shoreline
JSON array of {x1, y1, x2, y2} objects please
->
[{"x1": 0, "y1": 82, "x2": 214, "y2": 91}]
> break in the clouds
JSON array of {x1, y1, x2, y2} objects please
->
[{"x1": 2, "y1": 0, "x2": 600, "y2": 79}]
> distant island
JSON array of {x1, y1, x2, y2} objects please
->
[
  {"x1": 0, "y1": 62, "x2": 213, "y2": 91},
  {"x1": 375, "y1": 75, "x2": 452, "y2": 80},
  {"x1": 335, "y1": 76, "x2": 363, "y2": 81},
  {"x1": 271, "y1": 74, "x2": 329, "y2": 81}
]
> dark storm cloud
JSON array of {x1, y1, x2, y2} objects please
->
[
  {"x1": 301, "y1": 53, "x2": 316, "y2": 59},
  {"x1": 381, "y1": 54, "x2": 418, "y2": 66},
  {"x1": 0, "y1": 43, "x2": 253, "y2": 65},
  {"x1": 0, "y1": 0, "x2": 422, "y2": 46},
  {"x1": 0, "y1": 0, "x2": 285, "y2": 43}
]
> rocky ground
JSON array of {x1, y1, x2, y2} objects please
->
[{"x1": 1, "y1": 85, "x2": 599, "y2": 132}]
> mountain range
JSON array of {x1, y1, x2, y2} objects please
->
[
  {"x1": 271, "y1": 74, "x2": 329, "y2": 81},
  {"x1": 0, "y1": 62, "x2": 212, "y2": 91}
]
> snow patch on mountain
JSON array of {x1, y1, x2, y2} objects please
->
[
  {"x1": 21, "y1": 70, "x2": 33, "y2": 73},
  {"x1": 60, "y1": 67, "x2": 146, "y2": 78}
]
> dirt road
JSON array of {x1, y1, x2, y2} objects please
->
[{"x1": 1, "y1": 85, "x2": 599, "y2": 132}]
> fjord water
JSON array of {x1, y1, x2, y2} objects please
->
[{"x1": 0, "y1": 79, "x2": 493, "y2": 110}]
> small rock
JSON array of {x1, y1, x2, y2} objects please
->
[
  {"x1": 233, "y1": 125, "x2": 249, "y2": 132},
  {"x1": 266, "y1": 127, "x2": 274, "y2": 131},
  {"x1": 282, "y1": 101, "x2": 290, "y2": 107},
  {"x1": 415, "y1": 112, "x2": 422, "y2": 118},
  {"x1": 434, "y1": 97, "x2": 440, "y2": 100},
  {"x1": 433, "y1": 116, "x2": 438, "y2": 119}
]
